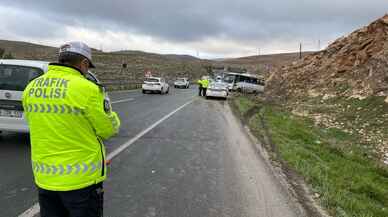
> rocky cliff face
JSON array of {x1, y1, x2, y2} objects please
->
[{"x1": 266, "y1": 15, "x2": 388, "y2": 100}]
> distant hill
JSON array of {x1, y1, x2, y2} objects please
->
[
  {"x1": 222, "y1": 52, "x2": 314, "y2": 66},
  {"x1": 0, "y1": 40, "x2": 57, "y2": 61},
  {"x1": 0, "y1": 40, "x2": 210, "y2": 89},
  {"x1": 0, "y1": 39, "x2": 315, "y2": 86},
  {"x1": 218, "y1": 52, "x2": 314, "y2": 75},
  {"x1": 112, "y1": 50, "x2": 200, "y2": 62},
  {"x1": 163, "y1": 54, "x2": 200, "y2": 61}
]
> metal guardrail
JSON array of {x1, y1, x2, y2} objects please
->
[{"x1": 102, "y1": 80, "x2": 142, "y2": 91}]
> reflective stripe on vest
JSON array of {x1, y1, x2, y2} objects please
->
[
  {"x1": 32, "y1": 161, "x2": 102, "y2": 175},
  {"x1": 25, "y1": 103, "x2": 84, "y2": 115}
]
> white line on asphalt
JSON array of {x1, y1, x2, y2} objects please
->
[
  {"x1": 110, "y1": 89, "x2": 140, "y2": 94},
  {"x1": 111, "y1": 98, "x2": 134, "y2": 104},
  {"x1": 18, "y1": 203, "x2": 40, "y2": 217},
  {"x1": 107, "y1": 98, "x2": 194, "y2": 160},
  {"x1": 18, "y1": 98, "x2": 194, "y2": 217}
]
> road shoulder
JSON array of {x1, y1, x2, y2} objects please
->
[{"x1": 228, "y1": 95, "x2": 330, "y2": 217}]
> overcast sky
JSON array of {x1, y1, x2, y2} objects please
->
[{"x1": 0, "y1": 0, "x2": 386, "y2": 58}]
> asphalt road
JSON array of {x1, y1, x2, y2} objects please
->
[{"x1": 0, "y1": 86, "x2": 300, "y2": 217}]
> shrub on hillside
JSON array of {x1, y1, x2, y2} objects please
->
[
  {"x1": 3, "y1": 52, "x2": 14, "y2": 59},
  {"x1": 0, "y1": 47, "x2": 14, "y2": 59},
  {"x1": 0, "y1": 48, "x2": 4, "y2": 58}
]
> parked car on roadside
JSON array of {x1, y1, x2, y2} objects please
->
[
  {"x1": 174, "y1": 78, "x2": 190, "y2": 89},
  {"x1": 0, "y1": 60, "x2": 47, "y2": 133},
  {"x1": 142, "y1": 77, "x2": 169, "y2": 94},
  {"x1": 206, "y1": 81, "x2": 228, "y2": 100},
  {"x1": 0, "y1": 59, "x2": 106, "y2": 133}
]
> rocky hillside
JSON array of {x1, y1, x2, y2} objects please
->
[
  {"x1": 265, "y1": 14, "x2": 388, "y2": 164},
  {"x1": 266, "y1": 14, "x2": 388, "y2": 100},
  {"x1": 220, "y1": 52, "x2": 313, "y2": 75}
]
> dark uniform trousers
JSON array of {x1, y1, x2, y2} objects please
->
[
  {"x1": 198, "y1": 85, "x2": 203, "y2": 96},
  {"x1": 202, "y1": 88, "x2": 207, "y2": 96},
  {"x1": 38, "y1": 183, "x2": 103, "y2": 217}
]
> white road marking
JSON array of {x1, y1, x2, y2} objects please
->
[
  {"x1": 111, "y1": 98, "x2": 134, "y2": 104},
  {"x1": 18, "y1": 98, "x2": 194, "y2": 217},
  {"x1": 107, "y1": 99, "x2": 194, "y2": 160},
  {"x1": 110, "y1": 89, "x2": 140, "y2": 94},
  {"x1": 18, "y1": 203, "x2": 40, "y2": 217}
]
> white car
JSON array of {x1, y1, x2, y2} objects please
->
[
  {"x1": 206, "y1": 81, "x2": 229, "y2": 100},
  {"x1": 174, "y1": 78, "x2": 189, "y2": 89},
  {"x1": 142, "y1": 77, "x2": 169, "y2": 94},
  {"x1": 0, "y1": 60, "x2": 48, "y2": 133},
  {"x1": 0, "y1": 59, "x2": 106, "y2": 133}
]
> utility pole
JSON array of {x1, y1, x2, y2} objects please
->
[
  {"x1": 318, "y1": 39, "x2": 321, "y2": 51},
  {"x1": 299, "y1": 43, "x2": 302, "y2": 59}
]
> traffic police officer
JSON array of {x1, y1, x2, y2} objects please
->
[
  {"x1": 197, "y1": 78, "x2": 203, "y2": 96},
  {"x1": 202, "y1": 76, "x2": 209, "y2": 97},
  {"x1": 22, "y1": 41, "x2": 121, "y2": 217}
]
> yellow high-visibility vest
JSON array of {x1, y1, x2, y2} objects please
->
[
  {"x1": 202, "y1": 79, "x2": 209, "y2": 88},
  {"x1": 22, "y1": 63, "x2": 120, "y2": 191}
]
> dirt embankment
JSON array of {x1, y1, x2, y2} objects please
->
[
  {"x1": 266, "y1": 14, "x2": 388, "y2": 100},
  {"x1": 264, "y1": 14, "x2": 388, "y2": 164}
]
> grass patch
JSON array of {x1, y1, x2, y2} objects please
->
[
  {"x1": 316, "y1": 96, "x2": 388, "y2": 127},
  {"x1": 233, "y1": 96, "x2": 256, "y2": 115},
  {"x1": 233, "y1": 96, "x2": 388, "y2": 217}
]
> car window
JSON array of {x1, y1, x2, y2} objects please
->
[
  {"x1": 145, "y1": 78, "x2": 159, "y2": 82},
  {"x1": 224, "y1": 75, "x2": 235, "y2": 84},
  {"x1": 0, "y1": 65, "x2": 43, "y2": 91},
  {"x1": 247, "y1": 78, "x2": 258, "y2": 84}
]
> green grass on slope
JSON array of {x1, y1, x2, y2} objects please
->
[{"x1": 232, "y1": 97, "x2": 388, "y2": 217}]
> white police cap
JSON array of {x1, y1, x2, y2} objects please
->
[{"x1": 59, "y1": 41, "x2": 95, "y2": 68}]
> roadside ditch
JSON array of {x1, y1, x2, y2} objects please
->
[{"x1": 229, "y1": 95, "x2": 388, "y2": 217}]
